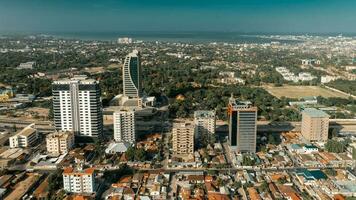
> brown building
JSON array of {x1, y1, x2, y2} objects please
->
[
  {"x1": 172, "y1": 120, "x2": 194, "y2": 156},
  {"x1": 301, "y1": 108, "x2": 329, "y2": 142},
  {"x1": 46, "y1": 131, "x2": 75, "y2": 155}
]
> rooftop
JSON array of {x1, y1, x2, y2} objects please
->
[
  {"x1": 46, "y1": 131, "x2": 73, "y2": 139},
  {"x1": 63, "y1": 167, "x2": 95, "y2": 175},
  {"x1": 16, "y1": 123, "x2": 37, "y2": 137},
  {"x1": 297, "y1": 169, "x2": 327, "y2": 181},
  {"x1": 304, "y1": 144, "x2": 318, "y2": 149},
  {"x1": 194, "y1": 110, "x2": 215, "y2": 118},
  {"x1": 53, "y1": 75, "x2": 98, "y2": 85},
  {"x1": 228, "y1": 95, "x2": 256, "y2": 111},
  {"x1": 303, "y1": 108, "x2": 329, "y2": 118},
  {"x1": 173, "y1": 120, "x2": 194, "y2": 129}
]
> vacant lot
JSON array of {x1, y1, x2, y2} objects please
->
[{"x1": 263, "y1": 85, "x2": 349, "y2": 99}]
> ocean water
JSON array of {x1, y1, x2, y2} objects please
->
[{"x1": 47, "y1": 31, "x2": 304, "y2": 44}]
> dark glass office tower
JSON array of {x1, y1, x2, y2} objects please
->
[
  {"x1": 123, "y1": 50, "x2": 142, "y2": 98},
  {"x1": 228, "y1": 95, "x2": 257, "y2": 153}
]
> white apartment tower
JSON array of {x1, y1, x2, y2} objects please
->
[
  {"x1": 194, "y1": 110, "x2": 216, "y2": 143},
  {"x1": 46, "y1": 131, "x2": 75, "y2": 155},
  {"x1": 63, "y1": 167, "x2": 95, "y2": 193},
  {"x1": 52, "y1": 76, "x2": 103, "y2": 137},
  {"x1": 123, "y1": 50, "x2": 142, "y2": 98},
  {"x1": 113, "y1": 110, "x2": 135, "y2": 144}
]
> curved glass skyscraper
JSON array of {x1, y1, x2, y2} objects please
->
[{"x1": 123, "y1": 50, "x2": 142, "y2": 98}]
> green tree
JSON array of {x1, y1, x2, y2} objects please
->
[
  {"x1": 242, "y1": 155, "x2": 256, "y2": 166},
  {"x1": 48, "y1": 170, "x2": 63, "y2": 195},
  {"x1": 325, "y1": 168, "x2": 337, "y2": 177},
  {"x1": 259, "y1": 180, "x2": 269, "y2": 192},
  {"x1": 325, "y1": 139, "x2": 348, "y2": 153}
]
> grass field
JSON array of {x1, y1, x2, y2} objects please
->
[{"x1": 263, "y1": 85, "x2": 349, "y2": 99}]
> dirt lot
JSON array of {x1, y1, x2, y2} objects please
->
[
  {"x1": 5, "y1": 173, "x2": 41, "y2": 200},
  {"x1": 263, "y1": 85, "x2": 349, "y2": 99}
]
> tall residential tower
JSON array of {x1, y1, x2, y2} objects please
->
[
  {"x1": 301, "y1": 108, "x2": 329, "y2": 142},
  {"x1": 52, "y1": 76, "x2": 103, "y2": 138},
  {"x1": 123, "y1": 50, "x2": 142, "y2": 98},
  {"x1": 194, "y1": 110, "x2": 216, "y2": 145},
  {"x1": 172, "y1": 120, "x2": 195, "y2": 156},
  {"x1": 113, "y1": 110, "x2": 136, "y2": 144},
  {"x1": 228, "y1": 95, "x2": 257, "y2": 153}
]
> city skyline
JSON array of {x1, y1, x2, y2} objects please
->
[{"x1": 0, "y1": 1, "x2": 355, "y2": 199}]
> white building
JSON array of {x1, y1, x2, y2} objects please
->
[
  {"x1": 298, "y1": 72, "x2": 316, "y2": 81},
  {"x1": 113, "y1": 110, "x2": 136, "y2": 144},
  {"x1": 321, "y1": 75, "x2": 338, "y2": 84},
  {"x1": 194, "y1": 110, "x2": 216, "y2": 143},
  {"x1": 218, "y1": 71, "x2": 245, "y2": 85},
  {"x1": 52, "y1": 75, "x2": 103, "y2": 137},
  {"x1": 9, "y1": 123, "x2": 38, "y2": 148},
  {"x1": 276, "y1": 67, "x2": 316, "y2": 82},
  {"x1": 17, "y1": 61, "x2": 35, "y2": 70},
  {"x1": 46, "y1": 131, "x2": 75, "y2": 155},
  {"x1": 63, "y1": 167, "x2": 95, "y2": 193},
  {"x1": 117, "y1": 37, "x2": 133, "y2": 44},
  {"x1": 302, "y1": 59, "x2": 320, "y2": 66}
]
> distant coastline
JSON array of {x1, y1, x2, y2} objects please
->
[{"x1": 1, "y1": 31, "x2": 355, "y2": 44}]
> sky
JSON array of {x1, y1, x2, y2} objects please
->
[{"x1": 0, "y1": 0, "x2": 356, "y2": 34}]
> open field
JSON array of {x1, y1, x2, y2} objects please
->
[{"x1": 263, "y1": 85, "x2": 349, "y2": 99}]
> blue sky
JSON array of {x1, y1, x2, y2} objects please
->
[{"x1": 0, "y1": 0, "x2": 355, "y2": 33}]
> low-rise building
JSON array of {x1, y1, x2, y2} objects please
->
[
  {"x1": 9, "y1": 123, "x2": 38, "y2": 148},
  {"x1": 17, "y1": 61, "x2": 35, "y2": 70},
  {"x1": 46, "y1": 131, "x2": 75, "y2": 155},
  {"x1": 63, "y1": 167, "x2": 96, "y2": 194}
]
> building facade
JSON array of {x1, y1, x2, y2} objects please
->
[
  {"x1": 194, "y1": 110, "x2": 216, "y2": 144},
  {"x1": 46, "y1": 131, "x2": 75, "y2": 155},
  {"x1": 52, "y1": 75, "x2": 103, "y2": 137},
  {"x1": 228, "y1": 96, "x2": 257, "y2": 153},
  {"x1": 123, "y1": 50, "x2": 142, "y2": 98},
  {"x1": 301, "y1": 108, "x2": 329, "y2": 142},
  {"x1": 63, "y1": 167, "x2": 95, "y2": 193},
  {"x1": 172, "y1": 121, "x2": 194, "y2": 156},
  {"x1": 113, "y1": 110, "x2": 136, "y2": 144},
  {"x1": 9, "y1": 123, "x2": 38, "y2": 148}
]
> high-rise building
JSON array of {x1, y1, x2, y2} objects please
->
[
  {"x1": 194, "y1": 110, "x2": 216, "y2": 144},
  {"x1": 52, "y1": 75, "x2": 103, "y2": 138},
  {"x1": 63, "y1": 167, "x2": 95, "y2": 193},
  {"x1": 172, "y1": 120, "x2": 194, "y2": 156},
  {"x1": 46, "y1": 131, "x2": 75, "y2": 155},
  {"x1": 123, "y1": 50, "x2": 142, "y2": 98},
  {"x1": 117, "y1": 37, "x2": 133, "y2": 44},
  {"x1": 113, "y1": 110, "x2": 135, "y2": 144},
  {"x1": 301, "y1": 108, "x2": 329, "y2": 142},
  {"x1": 228, "y1": 95, "x2": 257, "y2": 153},
  {"x1": 9, "y1": 123, "x2": 38, "y2": 148}
]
